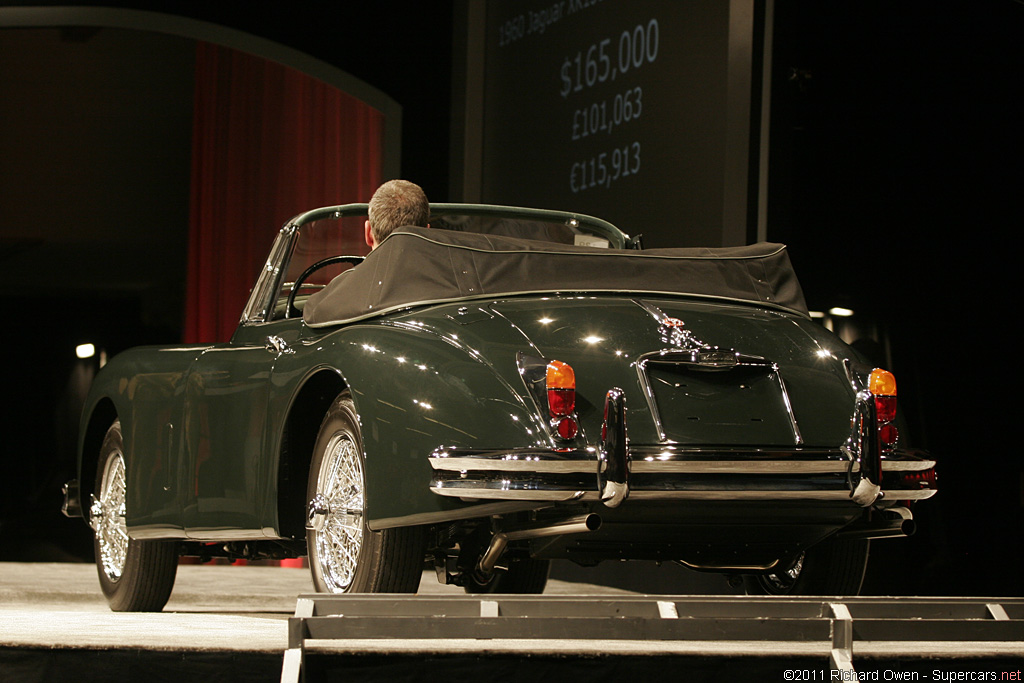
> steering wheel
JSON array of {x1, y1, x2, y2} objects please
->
[{"x1": 286, "y1": 255, "x2": 365, "y2": 319}]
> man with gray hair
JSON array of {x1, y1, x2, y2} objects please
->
[
  {"x1": 363, "y1": 179, "x2": 430, "y2": 250},
  {"x1": 303, "y1": 180, "x2": 429, "y2": 320}
]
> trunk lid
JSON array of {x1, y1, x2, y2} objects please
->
[{"x1": 488, "y1": 296, "x2": 855, "y2": 447}]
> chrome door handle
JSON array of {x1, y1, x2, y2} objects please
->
[{"x1": 266, "y1": 335, "x2": 293, "y2": 355}]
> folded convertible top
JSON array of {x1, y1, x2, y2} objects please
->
[{"x1": 303, "y1": 227, "x2": 808, "y2": 327}]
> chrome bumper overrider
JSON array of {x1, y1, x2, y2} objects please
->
[
  {"x1": 428, "y1": 389, "x2": 937, "y2": 507},
  {"x1": 61, "y1": 479, "x2": 82, "y2": 519}
]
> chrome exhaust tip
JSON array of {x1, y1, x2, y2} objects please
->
[{"x1": 475, "y1": 513, "x2": 602, "y2": 579}]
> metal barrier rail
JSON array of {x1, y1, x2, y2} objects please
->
[{"x1": 282, "y1": 594, "x2": 1024, "y2": 683}]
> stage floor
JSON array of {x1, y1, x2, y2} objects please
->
[
  {"x1": 3, "y1": 562, "x2": 1021, "y2": 683},
  {"x1": 0, "y1": 561, "x2": 638, "y2": 653}
]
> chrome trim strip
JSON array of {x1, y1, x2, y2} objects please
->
[
  {"x1": 430, "y1": 482, "x2": 586, "y2": 502},
  {"x1": 430, "y1": 457, "x2": 590, "y2": 473},
  {"x1": 516, "y1": 352, "x2": 549, "y2": 422},
  {"x1": 429, "y1": 487, "x2": 937, "y2": 502},
  {"x1": 627, "y1": 490, "x2": 857, "y2": 501},
  {"x1": 881, "y1": 459, "x2": 936, "y2": 472},
  {"x1": 635, "y1": 355, "x2": 666, "y2": 442},
  {"x1": 429, "y1": 455, "x2": 858, "y2": 475},
  {"x1": 775, "y1": 373, "x2": 804, "y2": 446},
  {"x1": 429, "y1": 446, "x2": 935, "y2": 476},
  {"x1": 626, "y1": 489, "x2": 937, "y2": 501},
  {"x1": 633, "y1": 460, "x2": 853, "y2": 474},
  {"x1": 429, "y1": 446, "x2": 593, "y2": 472},
  {"x1": 630, "y1": 445, "x2": 843, "y2": 457}
]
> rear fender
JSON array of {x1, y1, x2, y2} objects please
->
[{"x1": 314, "y1": 323, "x2": 546, "y2": 527}]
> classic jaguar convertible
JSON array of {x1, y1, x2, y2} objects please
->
[{"x1": 62, "y1": 203, "x2": 935, "y2": 611}]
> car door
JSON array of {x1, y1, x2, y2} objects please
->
[{"x1": 179, "y1": 320, "x2": 300, "y2": 538}]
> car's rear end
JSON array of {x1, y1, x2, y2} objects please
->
[{"x1": 425, "y1": 294, "x2": 935, "y2": 581}]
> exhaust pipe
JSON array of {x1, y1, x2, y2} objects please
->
[
  {"x1": 475, "y1": 513, "x2": 601, "y2": 579},
  {"x1": 836, "y1": 507, "x2": 917, "y2": 540}
]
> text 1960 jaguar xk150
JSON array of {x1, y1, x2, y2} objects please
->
[{"x1": 62, "y1": 203, "x2": 935, "y2": 611}]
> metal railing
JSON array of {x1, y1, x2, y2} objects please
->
[{"x1": 282, "y1": 594, "x2": 1024, "y2": 682}]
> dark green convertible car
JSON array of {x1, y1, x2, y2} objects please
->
[{"x1": 63, "y1": 204, "x2": 936, "y2": 611}]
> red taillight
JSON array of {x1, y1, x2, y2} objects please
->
[
  {"x1": 875, "y1": 395, "x2": 897, "y2": 423},
  {"x1": 548, "y1": 389, "x2": 575, "y2": 416},
  {"x1": 899, "y1": 468, "x2": 936, "y2": 488},
  {"x1": 878, "y1": 423, "x2": 899, "y2": 447},
  {"x1": 546, "y1": 360, "x2": 577, "y2": 440},
  {"x1": 888, "y1": 467, "x2": 937, "y2": 496},
  {"x1": 546, "y1": 360, "x2": 575, "y2": 416},
  {"x1": 886, "y1": 466, "x2": 937, "y2": 506},
  {"x1": 556, "y1": 417, "x2": 578, "y2": 440},
  {"x1": 870, "y1": 368, "x2": 898, "y2": 450}
]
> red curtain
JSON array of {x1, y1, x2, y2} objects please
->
[{"x1": 185, "y1": 42, "x2": 384, "y2": 343}]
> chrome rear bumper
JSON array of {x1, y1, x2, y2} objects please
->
[
  {"x1": 428, "y1": 389, "x2": 936, "y2": 506},
  {"x1": 429, "y1": 446, "x2": 936, "y2": 502}
]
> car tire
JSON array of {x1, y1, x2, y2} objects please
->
[
  {"x1": 306, "y1": 394, "x2": 425, "y2": 593},
  {"x1": 750, "y1": 536, "x2": 870, "y2": 596},
  {"x1": 93, "y1": 420, "x2": 178, "y2": 612},
  {"x1": 463, "y1": 558, "x2": 551, "y2": 594}
]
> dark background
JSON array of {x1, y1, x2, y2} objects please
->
[{"x1": 0, "y1": 0, "x2": 1020, "y2": 595}]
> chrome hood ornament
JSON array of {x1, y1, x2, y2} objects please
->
[{"x1": 637, "y1": 301, "x2": 711, "y2": 351}]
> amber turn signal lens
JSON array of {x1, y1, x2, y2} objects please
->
[
  {"x1": 869, "y1": 368, "x2": 897, "y2": 396},
  {"x1": 546, "y1": 360, "x2": 575, "y2": 389}
]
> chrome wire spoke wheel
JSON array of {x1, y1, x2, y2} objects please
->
[
  {"x1": 93, "y1": 450, "x2": 129, "y2": 583},
  {"x1": 313, "y1": 432, "x2": 365, "y2": 592},
  {"x1": 91, "y1": 420, "x2": 178, "y2": 612},
  {"x1": 307, "y1": 395, "x2": 423, "y2": 595}
]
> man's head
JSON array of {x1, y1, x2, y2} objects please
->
[{"x1": 365, "y1": 179, "x2": 429, "y2": 249}]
